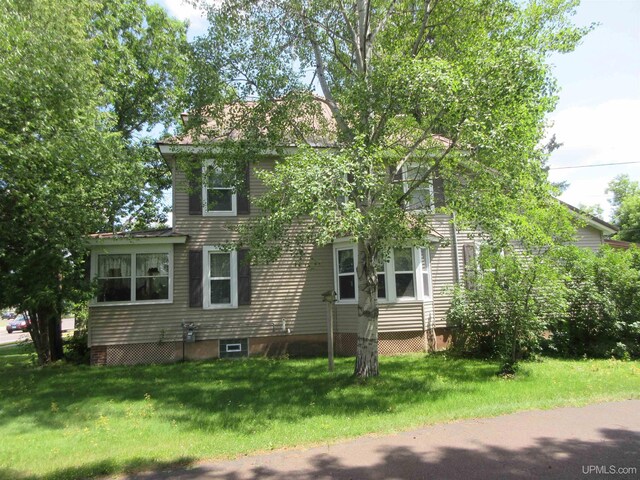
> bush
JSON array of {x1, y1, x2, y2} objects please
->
[
  {"x1": 547, "y1": 246, "x2": 640, "y2": 358},
  {"x1": 448, "y1": 244, "x2": 640, "y2": 364},
  {"x1": 448, "y1": 247, "x2": 567, "y2": 367},
  {"x1": 63, "y1": 330, "x2": 90, "y2": 364}
]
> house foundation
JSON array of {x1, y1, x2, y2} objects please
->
[{"x1": 90, "y1": 328, "x2": 453, "y2": 366}]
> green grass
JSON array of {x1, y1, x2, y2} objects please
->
[{"x1": 1, "y1": 344, "x2": 638, "y2": 480}]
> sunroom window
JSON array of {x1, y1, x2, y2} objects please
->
[{"x1": 96, "y1": 251, "x2": 170, "y2": 303}]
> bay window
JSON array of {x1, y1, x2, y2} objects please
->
[
  {"x1": 333, "y1": 243, "x2": 433, "y2": 304},
  {"x1": 336, "y1": 247, "x2": 356, "y2": 301},
  {"x1": 393, "y1": 247, "x2": 416, "y2": 299}
]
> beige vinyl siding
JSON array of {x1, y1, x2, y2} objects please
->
[
  {"x1": 575, "y1": 226, "x2": 604, "y2": 252},
  {"x1": 100, "y1": 158, "x2": 613, "y2": 347},
  {"x1": 430, "y1": 215, "x2": 461, "y2": 327},
  {"x1": 379, "y1": 302, "x2": 425, "y2": 332},
  {"x1": 90, "y1": 242, "x2": 335, "y2": 346},
  {"x1": 333, "y1": 303, "x2": 428, "y2": 334}
]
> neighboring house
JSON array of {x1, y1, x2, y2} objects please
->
[
  {"x1": 86, "y1": 122, "x2": 618, "y2": 366},
  {"x1": 604, "y1": 238, "x2": 639, "y2": 250}
]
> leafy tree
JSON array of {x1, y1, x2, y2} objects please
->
[
  {"x1": 607, "y1": 175, "x2": 640, "y2": 243},
  {"x1": 0, "y1": 0, "x2": 188, "y2": 363},
  {"x1": 91, "y1": 0, "x2": 190, "y2": 231},
  {"x1": 188, "y1": 0, "x2": 587, "y2": 376}
]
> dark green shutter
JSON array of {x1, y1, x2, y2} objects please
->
[
  {"x1": 433, "y1": 176, "x2": 445, "y2": 207},
  {"x1": 462, "y1": 244, "x2": 476, "y2": 290},
  {"x1": 189, "y1": 249, "x2": 203, "y2": 307},
  {"x1": 237, "y1": 249, "x2": 251, "y2": 305},
  {"x1": 237, "y1": 163, "x2": 250, "y2": 215},
  {"x1": 188, "y1": 163, "x2": 202, "y2": 216}
]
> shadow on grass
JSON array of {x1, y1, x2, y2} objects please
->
[
  {"x1": 124, "y1": 428, "x2": 640, "y2": 480},
  {"x1": 0, "y1": 349, "x2": 497, "y2": 434},
  {"x1": 0, "y1": 456, "x2": 195, "y2": 480}
]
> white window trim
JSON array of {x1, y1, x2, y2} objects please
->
[
  {"x1": 419, "y1": 247, "x2": 433, "y2": 301},
  {"x1": 388, "y1": 247, "x2": 420, "y2": 302},
  {"x1": 90, "y1": 244, "x2": 173, "y2": 306},
  {"x1": 332, "y1": 243, "x2": 433, "y2": 305},
  {"x1": 333, "y1": 239, "x2": 358, "y2": 304},
  {"x1": 203, "y1": 247, "x2": 238, "y2": 309},
  {"x1": 202, "y1": 160, "x2": 237, "y2": 217}
]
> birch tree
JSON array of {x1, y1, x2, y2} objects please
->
[{"x1": 189, "y1": 0, "x2": 588, "y2": 376}]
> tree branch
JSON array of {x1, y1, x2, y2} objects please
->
[
  {"x1": 411, "y1": 0, "x2": 438, "y2": 57},
  {"x1": 303, "y1": 17, "x2": 352, "y2": 139},
  {"x1": 338, "y1": 0, "x2": 364, "y2": 72}
]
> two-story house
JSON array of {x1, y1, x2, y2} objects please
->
[{"x1": 86, "y1": 123, "x2": 617, "y2": 366}]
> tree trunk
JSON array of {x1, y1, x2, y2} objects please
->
[
  {"x1": 28, "y1": 305, "x2": 64, "y2": 364},
  {"x1": 354, "y1": 239, "x2": 379, "y2": 377}
]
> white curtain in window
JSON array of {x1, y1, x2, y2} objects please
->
[
  {"x1": 136, "y1": 253, "x2": 169, "y2": 277},
  {"x1": 98, "y1": 255, "x2": 131, "y2": 278}
]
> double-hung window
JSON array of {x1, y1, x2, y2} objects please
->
[
  {"x1": 419, "y1": 248, "x2": 432, "y2": 300},
  {"x1": 393, "y1": 247, "x2": 416, "y2": 299},
  {"x1": 403, "y1": 164, "x2": 434, "y2": 212},
  {"x1": 376, "y1": 255, "x2": 387, "y2": 300},
  {"x1": 204, "y1": 247, "x2": 238, "y2": 308},
  {"x1": 95, "y1": 248, "x2": 171, "y2": 304},
  {"x1": 335, "y1": 245, "x2": 357, "y2": 302},
  {"x1": 203, "y1": 161, "x2": 237, "y2": 216}
]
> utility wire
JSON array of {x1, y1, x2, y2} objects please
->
[{"x1": 550, "y1": 161, "x2": 640, "y2": 170}]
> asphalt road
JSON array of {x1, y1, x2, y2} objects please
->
[
  {"x1": 0, "y1": 317, "x2": 75, "y2": 345},
  {"x1": 124, "y1": 400, "x2": 640, "y2": 480}
]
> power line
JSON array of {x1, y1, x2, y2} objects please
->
[{"x1": 550, "y1": 161, "x2": 640, "y2": 170}]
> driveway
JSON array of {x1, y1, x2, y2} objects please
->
[{"x1": 124, "y1": 400, "x2": 640, "y2": 480}]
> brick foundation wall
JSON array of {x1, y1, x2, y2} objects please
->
[{"x1": 90, "y1": 345, "x2": 107, "y2": 366}]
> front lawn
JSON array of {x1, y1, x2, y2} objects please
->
[{"x1": 1, "y1": 344, "x2": 638, "y2": 480}]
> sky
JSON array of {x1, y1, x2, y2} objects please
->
[{"x1": 154, "y1": 0, "x2": 640, "y2": 222}]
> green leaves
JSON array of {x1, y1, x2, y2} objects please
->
[
  {"x1": 607, "y1": 175, "x2": 640, "y2": 243},
  {"x1": 0, "y1": 0, "x2": 188, "y2": 362}
]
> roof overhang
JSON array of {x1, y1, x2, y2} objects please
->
[
  {"x1": 157, "y1": 143, "x2": 332, "y2": 156},
  {"x1": 87, "y1": 229, "x2": 188, "y2": 246},
  {"x1": 87, "y1": 235, "x2": 188, "y2": 246},
  {"x1": 558, "y1": 200, "x2": 618, "y2": 236}
]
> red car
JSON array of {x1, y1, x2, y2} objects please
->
[{"x1": 6, "y1": 314, "x2": 30, "y2": 333}]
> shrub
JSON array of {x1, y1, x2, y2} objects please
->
[
  {"x1": 448, "y1": 247, "x2": 567, "y2": 368},
  {"x1": 63, "y1": 330, "x2": 90, "y2": 364},
  {"x1": 448, "y1": 244, "x2": 640, "y2": 364},
  {"x1": 548, "y1": 246, "x2": 640, "y2": 358}
]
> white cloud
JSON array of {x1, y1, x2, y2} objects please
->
[
  {"x1": 154, "y1": 0, "x2": 212, "y2": 37},
  {"x1": 549, "y1": 98, "x2": 640, "y2": 166},
  {"x1": 548, "y1": 98, "x2": 640, "y2": 220}
]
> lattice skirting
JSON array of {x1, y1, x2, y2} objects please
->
[
  {"x1": 91, "y1": 329, "x2": 453, "y2": 365},
  {"x1": 104, "y1": 342, "x2": 180, "y2": 366},
  {"x1": 335, "y1": 331, "x2": 429, "y2": 356},
  {"x1": 379, "y1": 331, "x2": 427, "y2": 355}
]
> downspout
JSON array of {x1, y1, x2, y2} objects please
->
[{"x1": 451, "y1": 212, "x2": 461, "y2": 284}]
